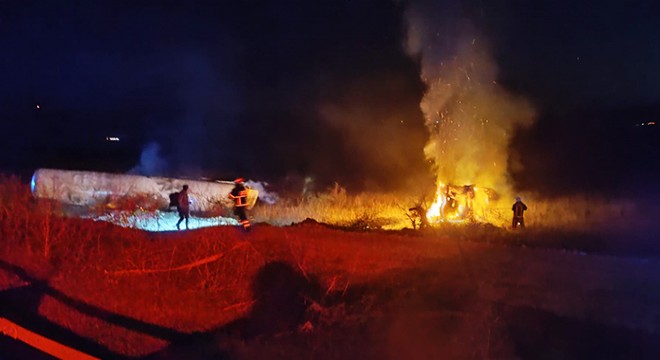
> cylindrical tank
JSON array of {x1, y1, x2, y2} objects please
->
[{"x1": 31, "y1": 168, "x2": 258, "y2": 212}]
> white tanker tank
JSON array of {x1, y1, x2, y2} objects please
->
[{"x1": 30, "y1": 168, "x2": 258, "y2": 213}]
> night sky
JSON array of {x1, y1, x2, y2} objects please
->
[{"x1": 1, "y1": 0, "x2": 659, "y2": 195}]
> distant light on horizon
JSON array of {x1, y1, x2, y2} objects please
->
[{"x1": 106, "y1": 136, "x2": 120, "y2": 141}]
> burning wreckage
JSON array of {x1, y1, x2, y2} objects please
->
[
  {"x1": 425, "y1": 183, "x2": 499, "y2": 224},
  {"x1": 31, "y1": 169, "x2": 259, "y2": 231}
]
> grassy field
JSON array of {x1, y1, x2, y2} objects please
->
[{"x1": 1, "y1": 175, "x2": 659, "y2": 359}]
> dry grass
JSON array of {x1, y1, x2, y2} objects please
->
[
  {"x1": 251, "y1": 188, "x2": 419, "y2": 230},
  {"x1": 250, "y1": 183, "x2": 639, "y2": 233},
  {"x1": 0, "y1": 175, "x2": 653, "y2": 358},
  {"x1": 522, "y1": 193, "x2": 637, "y2": 230},
  {"x1": 0, "y1": 176, "x2": 469, "y2": 356}
]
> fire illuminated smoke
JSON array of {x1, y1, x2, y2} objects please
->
[{"x1": 405, "y1": 1, "x2": 536, "y2": 225}]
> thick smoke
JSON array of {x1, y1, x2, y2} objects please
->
[{"x1": 405, "y1": 1, "x2": 535, "y2": 197}]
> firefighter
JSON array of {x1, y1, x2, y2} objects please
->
[
  {"x1": 176, "y1": 184, "x2": 190, "y2": 230},
  {"x1": 228, "y1": 178, "x2": 251, "y2": 231},
  {"x1": 512, "y1": 196, "x2": 527, "y2": 229}
]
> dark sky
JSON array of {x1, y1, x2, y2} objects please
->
[
  {"x1": 476, "y1": 0, "x2": 660, "y2": 195},
  {"x1": 1, "y1": 0, "x2": 659, "y2": 194},
  {"x1": 472, "y1": 1, "x2": 660, "y2": 109}
]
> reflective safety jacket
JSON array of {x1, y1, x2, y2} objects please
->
[{"x1": 228, "y1": 184, "x2": 248, "y2": 207}]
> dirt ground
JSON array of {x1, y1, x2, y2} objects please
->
[{"x1": 1, "y1": 221, "x2": 660, "y2": 359}]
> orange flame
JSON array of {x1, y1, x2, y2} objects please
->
[{"x1": 426, "y1": 183, "x2": 500, "y2": 224}]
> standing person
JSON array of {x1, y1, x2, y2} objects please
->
[
  {"x1": 176, "y1": 184, "x2": 190, "y2": 230},
  {"x1": 512, "y1": 196, "x2": 527, "y2": 229},
  {"x1": 228, "y1": 178, "x2": 251, "y2": 231}
]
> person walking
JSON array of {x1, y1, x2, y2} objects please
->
[
  {"x1": 176, "y1": 184, "x2": 190, "y2": 230},
  {"x1": 512, "y1": 196, "x2": 527, "y2": 229},
  {"x1": 228, "y1": 178, "x2": 251, "y2": 231}
]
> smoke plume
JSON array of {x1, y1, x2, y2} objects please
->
[
  {"x1": 405, "y1": 1, "x2": 535, "y2": 197},
  {"x1": 129, "y1": 141, "x2": 168, "y2": 176}
]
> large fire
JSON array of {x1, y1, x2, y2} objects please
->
[
  {"x1": 404, "y1": 7, "x2": 536, "y2": 229},
  {"x1": 426, "y1": 183, "x2": 499, "y2": 224}
]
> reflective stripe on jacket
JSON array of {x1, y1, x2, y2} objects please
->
[{"x1": 229, "y1": 185, "x2": 249, "y2": 207}]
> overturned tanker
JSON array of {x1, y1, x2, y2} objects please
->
[{"x1": 31, "y1": 168, "x2": 258, "y2": 213}]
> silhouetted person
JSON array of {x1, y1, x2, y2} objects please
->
[
  {"x1": 228, "y1": 178, "x2": 251, "y2": 231},
  {"x1": 512, "y1": 196, "x2": 527, "y2": 229},
  {"x1": 176, "y1": 184, "x2": 190, "y2": 230}
]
